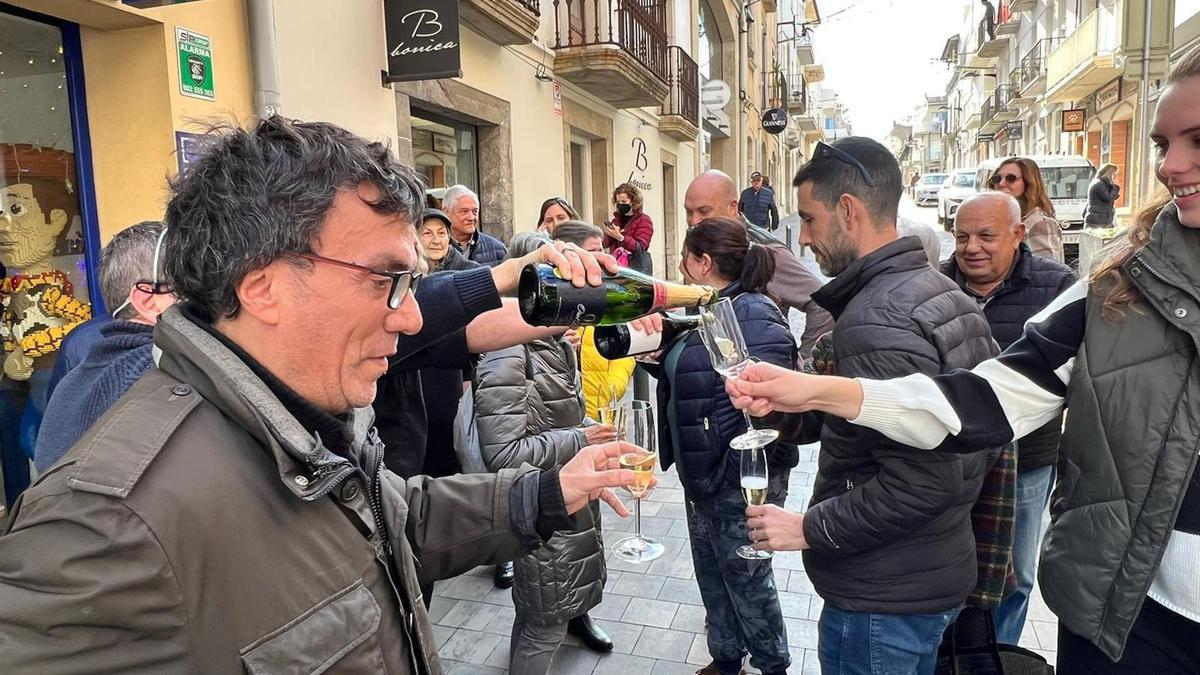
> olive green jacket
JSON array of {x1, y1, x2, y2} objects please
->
[{"x1": 0, "y1": 306, "x2": 534, "y2": 674}]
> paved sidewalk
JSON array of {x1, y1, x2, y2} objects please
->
[{"x1": 430, "y1": 443, "x2": 1059, "y2": 674}]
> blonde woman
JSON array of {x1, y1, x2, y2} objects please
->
[
  {"x1": 989, "y1": 157, "x2": 1064, "y2": 262},
  {"x1": 1085, "y1": 163, "x2": 1121, "y2": 228}
]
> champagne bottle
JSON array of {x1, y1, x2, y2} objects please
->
[
  {"x1": 593, "y1": 313, "x2": 702, "y2": 359},
  {"x1": 518, "y1": 263, "x2": 717, "y2": 326}
]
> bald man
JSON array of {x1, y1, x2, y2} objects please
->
[
  {"x1": 943, "y1": 191, "x2": 1075, "y2": 646},
  {"x1": 684, "y1": 170, "x2": 833, "y2": 357}
]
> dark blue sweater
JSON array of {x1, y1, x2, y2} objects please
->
[{"x1": 34, "y1": 321, "x2": 154, "y2": 472}]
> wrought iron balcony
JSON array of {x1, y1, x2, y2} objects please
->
[
  {"x1": 660, "y1": 46, "x2": 699, "y2": 142},
  {"x1": 552, "y1": 0, "x2": 670, "y2": 108},
  {"x1": 980, "y1": 85, "x2": 1019, "y2": 133},
  {"x1": 460, "y1": 0, "x2": 541, "y2": 46},
  {"x1": 977, "y1": 1, "x2": 1015, "y2": 58}
]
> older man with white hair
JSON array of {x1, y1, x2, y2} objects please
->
[
  {"x1": 443, "y1": 185, "x2": 508, "y2": 267},
  {"x1": 942, "y1": 191, "x2": 1075, "y2": 644}
]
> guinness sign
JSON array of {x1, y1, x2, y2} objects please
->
[
  {"x1": 384, "y1": 0, "x2": 462, "y2": 83},
  {"x1": 761, "y1": 108, "x2": 788, "y2": 135}
]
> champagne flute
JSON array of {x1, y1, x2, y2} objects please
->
[
  {"x1": 698, "y1": 298, "x2": 780, "y2": 450},
  {"x1": 738, "y1": 443, "x2": 773, "y2": 560},
  {"x1": 612, "y1": 400, "x2": 665, "y2": 563}
]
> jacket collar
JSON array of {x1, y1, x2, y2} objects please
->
[
  {"x1": 813, "y1": 235, "x2": 928, "y2": 319},
  {"x1": 1131, "y1": 204, "x2": 1200, "y2": 303},
  {"x1": 153, "y1": 305, "x2": 373, "y2": 500},
  {"x1": 943, "y1": 243, "x2": 1032, "y2": 295}
]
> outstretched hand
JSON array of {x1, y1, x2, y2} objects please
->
[
  {"x1": 724, "y1": 361, "x2": 813, "y2": 415},
  {"x1": 559, "y1": 441, "x2": 656, "y2": 517}
]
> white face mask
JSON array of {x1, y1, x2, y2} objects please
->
[{"x1": 112, "y1": 227, "x2": 168, "y2": 318}]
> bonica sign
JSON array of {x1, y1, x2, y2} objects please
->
[
  {"x1": 761, "y1": 108, "x2": 788, "y2": 135},
  {"x1": 383, "y1": 0, "x2": 462, "y2": 83}
]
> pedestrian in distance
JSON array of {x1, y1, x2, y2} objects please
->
[
  {"x1": 445, "y1": 184, "x2": 508, "y2": 267},
  {"x1": 473, "y1": 232, "x2": 619, "y2": 671},
  {"x1": 725, "y1": 44, "x2": 1200, "y2": 674},
  {"x1": 641, "y1": 216, "x2": 797, "y2": 675},
  {"x1": 944, "y1": 192, "x2": 1075, "y2": 645},
  {"x1": 739, "y1": 170, "x2": 781, "y2": 231},
  {"x1": 0, "y1": 116, "x2": 647, "y2": 674},
  {"x1": 989, "y1": 157, "x2": 1065, "y2": 263},
  {"x1": 739, "y1": 137, "x2": 1003, "y2": 675},
  {"x1": 1084, "y1": 163, "x2": 1121, "y2": 228},
  {"x1": 602, "y1": 182, "x2": 654, "y2": 275}
]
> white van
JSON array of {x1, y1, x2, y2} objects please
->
[{"x1": 974, "y1": 155, "x2": 1095, "y2": 260}]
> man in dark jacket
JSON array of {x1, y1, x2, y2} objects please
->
[
  {"x1": 739, "y1": 171, "x2": 780, "y2": 230},
  {"x1": 444, "y1": 184, "x2": 508, "y2": 267},
  {"x1": 943, "y1": 192, "x2": 1075, "y2": 644},
  {"x1": 34, "y1": 221, "x2": 175, "y2": 472},
  {"x1": 743, "y1": 137, "x2": 1000, "y2": 673},
  {"x1": 0, "y1": 117, "x2": 642, "y2": 673}
]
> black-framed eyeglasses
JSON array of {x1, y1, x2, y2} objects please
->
[
  {"x1": 292, "y1": 253, "x2": 422, "y2": 310},
  {"x1": 812, "y1": 141, "x2": 876, "y2": 186},
  {"x1": 989, "y1": 172, "x2": 1022, "y2": 187}
]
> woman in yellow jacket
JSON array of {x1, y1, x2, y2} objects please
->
[{"x1": 548, "y1": 219, "x2": 636, "y2": 417}]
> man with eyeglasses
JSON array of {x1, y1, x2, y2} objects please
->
[
  {"x1": 740, "y1": 137, "x2": 1003, "y2": 674},
  {"x1": 0, "y1": 117, "x2": 644, "y2": 674},
  {"x1": 34, "y1": 221, "x2": 175, "y2": 473}
]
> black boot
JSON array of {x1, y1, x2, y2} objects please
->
[
  {"x1": 568, "y1": 614, "x2": 613, "y2": 653},
  {"x1": 493, "y1": 561, "x2": 514, "y2": 589}
]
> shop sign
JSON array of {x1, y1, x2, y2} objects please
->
[
  {"x1": 176, "y1": 28, "x2": 214, "y2": 101},
  {"x1": 174, "y1": 131, "x2": 214, "y2": 174},
  {"x1": 761, "y1": 108, "x2": 788, "y2": 135},
  {"x1": 701, "y1": 79, "x2": 732, "y2": 109},
  {"x1": 1096, "y1": 78, "x2": 1122, "y2": 110},
  {"x1": 553, "y1": 83, "x2": 563, "y2": 116},
  {"x1": 1005, "y1": 121, "x2": 1023, "y2": 139},
  {"x1": 1061, "y1": 109, "x2": 1086, "y2": 132},
  {"x1": 383, "y1": 0, "x2": 462, "y2": 83},
  {"x1": 977, "y1": 132, "x2": 995, "y2": 143},
  {"x1": 625, "y1": 137, "x2": 653, "y2": 192}
]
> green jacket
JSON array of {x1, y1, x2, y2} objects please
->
[
  {"x1": 1042, "y1": 204, "x2": 1200, "y2": 660},
  {"x1": 0, "y1": 306, "x2": 535, "y2": 674}
]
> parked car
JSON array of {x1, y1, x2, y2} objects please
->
[
  {"x1": 937, "y1": 170, "x2": 977, "y2": 228},
  {"x1": 914, "y1": 173, "x2": 948, "y2": 206},
  {"x1": 973, "y1": 155, "x2": 1095, "y2": 264}
]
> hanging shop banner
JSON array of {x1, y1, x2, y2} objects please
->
[
  {"x1": 1061, "y1": 109, "x2": 1086, "y2": 133},
  {"x1": 176, "y1": 27, "x2": 214, "y2": 101},
  {"x1": 977, "y1": 132, "x2": 995, "y2": 143},
  {"x1": 761, "y1": 108, "x2": 788, "y2": 135},
  {"x1": 383, "y1": 0, "x2": 462, "y2": 83},
  {"x1": 1005, "y1": 121, "x2": 1023, "y2": 139}
]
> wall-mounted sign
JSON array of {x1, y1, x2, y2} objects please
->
[
  {"x1": 761, "y1": 108, "x2": 788, "y2": 135},
  {"x1": 625, "y1": 137, "x2": 653, "y2": 192},
  {"x1": 1061, "y1": 109, "x2": 1086, "y2": 132},
  {"x1": 383, "y1": 1, "x2": 462, "y2": 83},
  {"x1": 701, "y1": 79, "x2": 732, "y2": 109},
  {"x1": 1095, "y1": 78, "x2": 1122, "y2": 110},
  {"x1": 175, "y1": 131, "x2": 213, "y2": 174},
  {"x1": 1006, "y1": 121, "x2": 1023, "y2": 139},
  {"x1": 176, "y1": 27, "x2": 214, "y2": 101},
  {"x1": 553, "y1": 82, "x2": 563, "y2": 116},
  {"x1": 977, "y1": 132, "x2": 995, "y2": 143}
]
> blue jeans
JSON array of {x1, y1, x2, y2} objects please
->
[
  {"x1": 994, "y1": 464, "x2": 1056, "y2": 644},
  {"x1": 818, "y1": 603, "x2": 959, "y2": 675}
]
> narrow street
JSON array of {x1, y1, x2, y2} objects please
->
[{"x1": 429, "y1": 198, "x2": 1060, "y2": 674}]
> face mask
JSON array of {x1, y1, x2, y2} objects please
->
[{"x1": 616, "y1": 203, "x2": 632, "y2": 216}]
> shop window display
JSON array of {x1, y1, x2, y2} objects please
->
[{"x1": 0, "y1": 10, "x2": 94, "y2": 506}]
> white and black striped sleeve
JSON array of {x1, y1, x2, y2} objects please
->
[{"x1": 850, "y1": 280, "x2": 1088, "y2": 453}]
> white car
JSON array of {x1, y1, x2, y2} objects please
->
[
  {"x1": 914, "y1": 173, "x2": 948, "y2": 206},
  {"x1": 937, "y1": 170, "x2": 977, "y2": 228}
]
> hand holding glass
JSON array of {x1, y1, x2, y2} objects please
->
[
  {"x1": 699, "y1": 298, "x2": 780, "y2": 450},
  {"x1": 612, "y1": 400, "x2": 665, "y2": 563}
]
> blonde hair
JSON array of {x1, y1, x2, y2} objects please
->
[
  {"x1": 1090, "y1": 45, "x2": 1200, "y2": 320},
  {"x1": 1098, "y1": 163, "x2": 1118, "y2": 180}
]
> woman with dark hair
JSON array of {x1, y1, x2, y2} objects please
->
[
  {"x1": 643, "y1": 217, "x2": 797, "y2": 675},
  {"x1": 602, "y1": 182, "x2": 654, "y2": 274},
  {"x1": 989, "y1": 157, "x2": 1064, "y2": 262},
  {"x1": 729, "y1": 45, "x2": 1200, "y2": 673},
  {"x1": 537, "y1": 196, "x2": 579, "y2": 235}
]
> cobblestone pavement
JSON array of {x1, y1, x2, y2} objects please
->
[{"x1": 431, "y1": 444, "x2": 1059, "y2": 674}]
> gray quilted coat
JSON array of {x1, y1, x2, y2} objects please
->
[{"x1": 473, "y1": 337, "x2": 606, "y2": 624}]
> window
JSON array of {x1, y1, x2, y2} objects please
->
[
  {"x1": 411, "y1": 110, "x2": 478, "y2": 194},
  {"x1": 1041, "y1": 166, "x2": 1094, "y2": 200},
  {"x1": 698, "y1": 0, "x2": 723, "y2": 83}
]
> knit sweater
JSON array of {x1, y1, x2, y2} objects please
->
[{"x1": 34, "y1": 321, "x2": 155, "y2": 472}]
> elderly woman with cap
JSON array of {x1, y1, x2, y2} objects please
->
[{"x1": 419, "y1": 208, "x2": 479, "y2": 274}]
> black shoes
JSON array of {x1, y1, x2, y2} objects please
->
[
  {"x1": 568, "y1": 614, "x2": 614, "y2": 653},
  {"x1": 493, "y1": 561, "x2": 514, "y2": 589}
]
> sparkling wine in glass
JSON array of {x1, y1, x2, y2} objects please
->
[
  {"x1": 738, "y1": 444, "x2": 773, "y2": 560},
  {"x1": 698, "y1": 298, "x2": 780, "y2": 450},
  {"x1": 612, "y1": 400, "x2": 665, "y2": 563}
]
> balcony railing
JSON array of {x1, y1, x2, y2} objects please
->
[
  {"x1": 1016, "y1": 37, "x2": 1058, "y2": 92},
  {"x1": 552, "y1": 0, "x2": 669, "y2": 83},
  {"x1": 981, "y1": 85, "x2": 1012, "y2": 125},
  {"x1": 663, "y1": 46, "x2": 699, "y2": 126},
  {"x1": 976, "y1": 0, "x2": 1014, "y2": 56},
  {"x1": 461, "y1": 0, "x2": 542, "y2": 45},
  {"x1": 516, "y1": 0, "x2": 541, "y2": 13}
]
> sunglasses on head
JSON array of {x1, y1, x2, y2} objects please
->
[
  {"x1": 989, "y1": 172, "x2": 1022, "y2": 186},
  {"x1": 811, "y1": 142, "x2": 876, "y2": 186}
]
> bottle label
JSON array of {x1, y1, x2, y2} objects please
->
[
  {"x1": 555, "y1": 284, "x2": 608, "y2": 326},
  {"x1": 626, "y1": 325, "x2": 665, "y2": 356}
]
